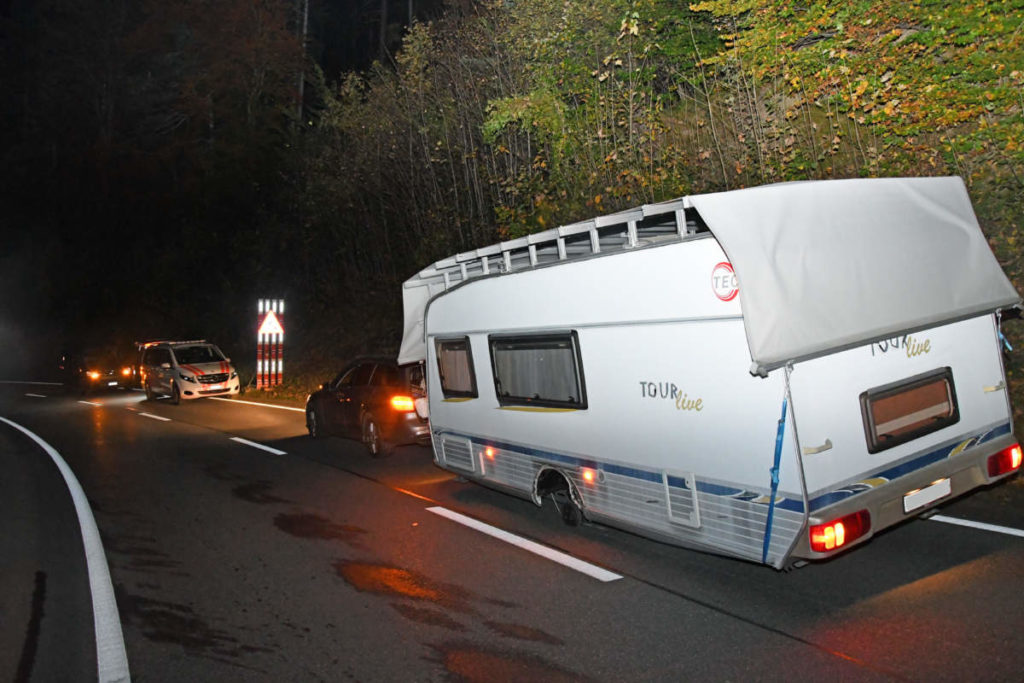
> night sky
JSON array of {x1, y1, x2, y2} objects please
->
[{"x1": 0, "y1": 0, "x2": 450, "y2": 377}]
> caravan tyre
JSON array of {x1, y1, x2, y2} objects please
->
[{"x1": 552, "y1": 489, "x2": 583, "y2": 527}]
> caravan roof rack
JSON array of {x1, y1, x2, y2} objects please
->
[{"x1": 403, "y1": 198, "x2": 706, "y2": 291}]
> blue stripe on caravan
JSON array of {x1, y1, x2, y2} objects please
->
[
  {"x1": 443, "y1": 421, "x2": 1012, "y2": 516},
  {"x1": 807, "y1": 422, "x2": 1012, "y2": 512}
]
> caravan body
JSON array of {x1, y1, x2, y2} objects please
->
[{"x1": 399, "y1": 177, "x2": 1021, "y2": 568}]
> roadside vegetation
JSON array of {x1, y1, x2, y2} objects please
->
[{"x1": 4, "y1": 1, "x2": 1022, "y2": 437}]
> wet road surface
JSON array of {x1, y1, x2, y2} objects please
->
[{"x1": 2, "y1": 384, "x2": 1023, "y2": 681}]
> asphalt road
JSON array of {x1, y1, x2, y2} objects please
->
[{"x1": 2, "y1": 382, "x2": 1023, "y2": 682}]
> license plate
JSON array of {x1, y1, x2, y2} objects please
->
[
  {"x1": 208, "y1": 383, "x2": 224, "y2": 391},
  {"x1": 107, "y1": 381, "x2": 119, "y2": 386},
  {"x1": 903, "y1": 477, "x2": 952, "y2": 513}
]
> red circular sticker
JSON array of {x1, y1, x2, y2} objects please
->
[{"x1": 712, "y1": 262, "x2": 739, "y2": 302}]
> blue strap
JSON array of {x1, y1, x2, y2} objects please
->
[
  {"x1": 999, "y1": 330, "x2": 1013, "y2": 352},
  {"x1": 762, "y1": 395, "x2": 788, "y2": 564}
]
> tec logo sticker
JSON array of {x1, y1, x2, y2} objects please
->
[{"x1": 712, "y1": 261, "x2": 738, "y2": 302}]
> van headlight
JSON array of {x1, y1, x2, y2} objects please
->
[
  {"x1": 230, "y1": 370, "x2": 237, "y2": 379},
  {"x1": 178, "y1": 373, "x2": 197, "y2": 383}
]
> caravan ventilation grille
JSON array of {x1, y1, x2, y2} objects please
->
[{"x1": 441, "y1": 436, "x2": 475, "y2": 473}]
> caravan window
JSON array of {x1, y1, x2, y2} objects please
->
[
  {"x1": 436, "y1": 338, "x2": 477, "y2": 398},
  {"x1": 860, "y1": 367, "x2": 959, "y2": 454},
  {"x1": 489, "y1": 332, "x2": 587, "y2": 409}
]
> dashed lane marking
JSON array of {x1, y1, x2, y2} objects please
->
[
  {"x1": 0, "y1": 417, "x2": 131, "y2": 682},
  {"x1": 210, "y1": 397, "x2": 305, "y2": 413},
  {"x1": 25, "y1": 393, "x2": 47, "y2": 398},
  {"x1": 229, "y1": 436, "x2": 287, "y2": 455},
  {"x1": 427, "y1": 506, "x2": 622, "y2": 583},
  {"x1": 78, "y1": 400, "x2": 102, "y2": 407},
  {"x1": 138, "y1": 413, "x2": 171, "y2": 422}
]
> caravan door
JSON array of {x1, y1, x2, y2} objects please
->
[{"x1": 786, "y1": 314, "x2": 1013, "y2": 557}]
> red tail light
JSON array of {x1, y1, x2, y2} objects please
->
[
  {"x1": 389, "y1": 395, "x2": 415, "y2": 412},
  {"x1": 988, "y1": 443, "x2": 1022, "y2": 477},
  {"x1": 122, "y1": 367, "x2": 132, "y2": 376},
  {"x1": 809, "y1": 510, "x2": 870, "y2": 553}
]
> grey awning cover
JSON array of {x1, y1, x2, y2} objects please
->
[
  {"x1": 399, "y1": 176, "x2": 1019, "y2": 371},
  {"x1": 689, "y1": 176, "x2": 1019, "y2": 374}
]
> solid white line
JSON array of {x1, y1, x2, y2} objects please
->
[
  {"x1": 210, "y1": 396, "x2": 305, "y2": 413},
  {"x1": 0, "y1": 380, "x2": 63, "y2": 386},
  {"x1": 0, "y1": 417, "x2": 131, "y2": 682},
  {"x1": 230, "y1": 436, "x2": 287, "y2": 455},
  {"x1": 25, "y1": 393, "x2": 47, "y2": 398},
  {"x1": 79, "y1": 400, "x2": 102, "y2": 407},
  {"x1": 427, "y1": 506, "x2": 622, "y2": 582},
  {"x1": 929, "y1": 514, "x2": 1024, "y2": 539},
  {"x1": 138, "y1": 412, "x2": 171, "y2": 422}
]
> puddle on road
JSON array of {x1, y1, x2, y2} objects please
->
[
  {"x1": 233, "y1": 481, "x2": 292, "y2": 505},
  {"x1": 274, "y1": 513, "x2": 367, "y2": 548},
  {"x1": 430, "y1": 643, "x2": 589, "y2": 683},
  {"x1": 114, "y1": 584, "x2": 273, "y2": 663},
  {"x1": 390, "y1": 603, "x2": 467, "y2": 631},
  {"x1": 333, "y1": 561, "x2": 477, "y2": 614},
  {"x1": 483, "y1": 620, "x2": 564, "y2": 646}
]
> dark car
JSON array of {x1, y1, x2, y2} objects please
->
[
  {"x1": 59, "y1": 348, "x2": 134, "y2": 394},
  {"x1": 305, "y1": 358, "x2": 430, "y2": 456}
]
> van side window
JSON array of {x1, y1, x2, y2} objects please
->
[
  {"x1": 436, "y1": 338, "x2": 477, "y2": 398},
  {"x1": 489, "y1": 332, "x2": 587, "y2": 409}
]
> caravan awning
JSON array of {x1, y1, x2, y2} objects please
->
[
  {"x1": 399, "y1": 177, "x2": 1019, "y2": 372},
  {"x1": 689, "y1": 176, "x2": 1019, "y2": 374}
]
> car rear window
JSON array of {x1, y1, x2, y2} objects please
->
[{"x1": 371, "y1": 364, "x2": 403, "y2": 387}]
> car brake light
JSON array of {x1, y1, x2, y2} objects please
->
[
  {"x1": 390, "y1": 395, "x2": 415, "y2": 412},
  {"x1": 809, "y1": 510, "x2": 870, "y2": 553},
  {"x1": 122, "y1": 367, "x2": 132, "y2": 376},
  {"x1": 988, "y1": 443, "x2": 1022, "y2": 477}
]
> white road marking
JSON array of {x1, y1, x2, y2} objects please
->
[
  {"x1": 138, "y1": 412, "x2": 171, "y2": 422},
  {"x1": 230, "y1": 436, "x2": 287, "y2": 455},
  {"x1": 25, "y1": 393, "x2": 47, "y2": 398},
  {"x1": 427, "y1": 506, "x2": 622, "y2": 582},
  {"x1": 210, "y1": 396, "x2": 305, "y2": 413},
  {"x1": 0, "y1": 380, "x2": 63, "y2": 386},
  {"x1": 79, "y1": 400, "x2": 102, "y2": 406},
  {"x1": 0, "y1": 417, "x2": 131, "y2": 682},
  {"x1": 929, "y1": 514, "x2": 1024, "y2": 539}
]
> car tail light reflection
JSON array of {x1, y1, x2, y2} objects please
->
[
  {"x1": 809, "y1": 510, "x2": 870, "y2": 553},
  {"x1": 389, "y1": 395, "x2": 415, "y2": 412},
  {"x1": 988, "y1": 443, "x2": 1022, "y2": 477}
]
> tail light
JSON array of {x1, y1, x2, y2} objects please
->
[
  {"x1": 121, "y1": 367, "x2": 132, "y2": 376},
  {"x1": 809, "y1": 510, "x2": 871, "y2": 553},
  {"x1": 389, "y1": 395, "x2": 415, "y2": 412},
  {"x1": 87, "y1": 370, "x2": 101, "y2": 380},
  {"x1": 988, "y1": 443, "x2": 1022, "y2": 477}
]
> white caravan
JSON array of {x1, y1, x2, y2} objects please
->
[{"x1": 398, "y1": 177, "x2": 1022, "y2": 568}]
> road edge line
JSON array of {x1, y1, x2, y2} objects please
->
[{"x1": 0, "y1": 416, "x2": 131, "y2": 683}]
